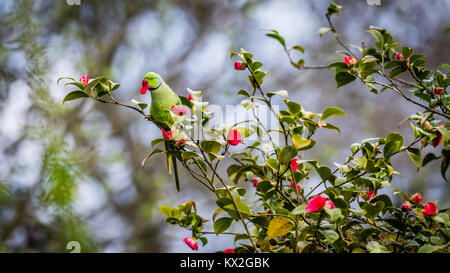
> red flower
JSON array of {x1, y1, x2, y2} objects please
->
[
  {"x1": 223, "y1": 248, "x2": 235, "y2": 253},
  {"x1": 234, "y1": 61, "x2": 247, "y2": 70},
  {"x1": 401, "y1": 201, "x2": 411, "y2": 212},
  {"x1": 422, "y1": 202, "x2": 437, "y2": 216},
  {"x1": 187, "y1": 94, "x2": 196, "y2": 101},
  {"x1": 410, "y1": 193, "x2": 423, "y2": 204},
  {"x1": 226, "y1": 129, "x2": 242, "y2": 146},
  {"x1": 344, "y1": 56, "x2": 356, "y2": 66},
  {"x1": 177, "y1": 140, "x2": 187, "y2": 147},
  {"x1": 162, "y1": 129, "x2": 174, "y2": 140},
  {"x1": 171, "y1": 105, "x2": 187, "y2": 116},
  {"x1": 395, "y1": 53, "x2": 404, "y2": 61},
  {"x1": 430, "y1": 126, "x2": 446, "y2": 147},
  {"x1": 183, "y1": 237, "x2": 198, "y2": 251},
  {"x1": 362, "y1": 191, "x2": 377, "y2": 201},
  {"x1": 80, "y1": 75, "x2": 89, "y2": 87},
  {"x1": 290, "y1": 182, "x2": 300, "y2": 191},
  {"x1": 252, "y1": 178, "x2": 260, "y2": 187},
  {"x1": 290, "y1": 158, "x2": 299, "y2": 172},
  {"x1": 434, "y1": 87, "x2": 444, "y2": 95},
  {"x1": 325, "y1": 200, "x2": 335, "y2": 209},
  {"x1": 305, "y1": 195, "x2": 326, "y2": 212}
]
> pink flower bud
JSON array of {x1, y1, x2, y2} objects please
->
[
  {"x1": 177, "y1": 140, "x2": 187, "y2": 147},
  {"x1": 401, "y1": 201, "x2": 411, "y2": 212},
  {"x1": 171, "y1": 105, "x2": 188, "y2": 116},
  {"x1": 252, "y1": 178, "x2": 260, "y2": 187},
  {"x1": 224, "y1": 248, "x2": 235, "y2": 253},
  {"x1": 187, "y1": 94, "x2": 196, "y2": 101},
  {"x1": 183, "y1": 237, "x2": 198, "y2": 251},
  {"x1": 80, "y1": 75, "x2": 89, "y2": 87},
  {"x1": 317, "y1": 120, "x2": 327, "y2": 128},
  {"x1": 290, "y1": 182, "x2": 300, "y2": 191},
  {"x1": 325, "y1": 200, "x2": 335, "y2": 209},
  {"x1": 234, "y1": 61, "x2": 247, "y2": 70},
  {"x1": 422, "y1": 202, "x2": 437, "y2": 216},
  {"x1": 290, "y1": 158, "x2": 299, "y2": 172},
  {"x1": 161, "y1": 129, "x2": 174, "y2": 140},
  {"x1": 434, "y1": 87, "x2": 444, "y2": 95},
  {"x1": 395, "y1": 53, "x2": 404, "y2": 61},
  {"x1": 410, "y1": 193, "x2": 423, "y2": 204},
  {"x1": 226, "y1": 129, "x2": 242, "y2": 146},
  {"x1": 344, "y1": 56, "x2": 356, "y2": 66},
  {"x1": 305, "y1": 195, "x2": 327, "y2": 212},
  {"x1": 424, "y1": 120, "x2": 432, "y2": 130}
]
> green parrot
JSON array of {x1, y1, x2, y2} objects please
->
[{"x1": 140, "y1": 72, "x2": 182, "y2": 192}]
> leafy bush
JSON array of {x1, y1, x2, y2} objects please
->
[{"x1": 59, "y1": 2, "x2": 449, "y2": 253}]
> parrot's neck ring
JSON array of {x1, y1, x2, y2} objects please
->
[{"x1": 150, "y1": 81, "x2": 162, "y2": 91}]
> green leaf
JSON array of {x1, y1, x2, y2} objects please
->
[
  {"x1": 201, "y1": 140, "x2": 222, "y2": 154},
  {"x1": 151, "y1": 138, "x2": 164, "y2": 147},
  {"x1": 267, "y1": 90, "x2": 288, "y2": 99},
  {"x1": 367, "y1": 29, "x2": 384, "y2": 45},
  {"x1": 213, "y1": 217, "x2": 233, "y2": 235},
  {"x1": 327, "y1": 2, "x2": 342, "y2": 16},
  {"x1": 141, "y1": 148, "x2": 163, "y2": 167},
  {"x1": 131, "y1": 99, "x2": 148, "y2": 111},
  {"x1": 181, "y1": 151, "x2": 199, "y2": 160},
  {"x1": 335, "y1": 71, "x2": 356, "y2": 88},
  {"x1": 158, "y1": 206, "x2": 172, "y2": 217},
  {"x1": 266, "y1": 158, "x2": 279, "y2": 170},
  {"x1": 321, "y1": 107, "x2": 347, "y2": 120},
  {"x1": 285, "y1": 100, "x2": 301, "y2": 114},
  {"x1": 319, "y1": 229, "x2": 339, "y2": 243},
  {"x1": 389, "y1": 66, "x2": 406, "y2": 78},
  {"x1": 62, "y1": 91, "x2": 89, "y2": 103},
  {"x1": 383, "y1": 132, "x2": 404, "y2": 158},
  {"x1": 292, "y1": 134, "x2": 312, "y2": 150},
  {"x1": 265, "y1": 30, "x2": 286, "y2": 47},
  {"x1": 407, "y1": 147, "x2": 421, "y2": 168},
  {"x1": 291, "y1": 204, "x2": 307, "y2": 215},
  {"x1": 279, "y1": 146, "x2": 297, "y2": 164},
  {"x1": 267, "y1": 216, "x2": 293, "y2": 239},
  {"x1": 291, "y1": 45, "x2": 304, "y2": 53},
  {"x1": 418, "y1": 244, "x2": 437, "y2": 253}
]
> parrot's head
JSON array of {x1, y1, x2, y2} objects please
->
[{"x1": 140, "y1": 72, "x2": 163, "y2": 94}]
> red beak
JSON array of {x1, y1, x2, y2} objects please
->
[
  {"x1": 140, "y1": 86, "x2": 148, "y2": 94},
  {"x1": 140, "y1": 78, "x2": 150, "y2": 94}
]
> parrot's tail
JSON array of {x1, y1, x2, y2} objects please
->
[
  {"x1": 172, "y1": 156, "x2": 181, "y2": 192},
  {"x1": 164, "y1": 140, "x2": 181, "y2": 192}
]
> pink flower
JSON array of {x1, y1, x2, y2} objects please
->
[
  {"x1": 401, "y1": 201, "x2": 411, "y2": 212},
  {"x1": 290, "y1": 158, "x2": 299, "y2": 172},
  {"x1": 424, "y1": 120, "x2": 432, "y2": 130},
  {"x1": 177, "y1": 140, "x2": 187, "y2": 147},
  {"x1": 434, "y1": 87, "x2": 444, "y2": 95},
  {"x1": 410, "y1": 193, "x2": 423, "y2": 204},
  {"x1": 325, "y1": 200, "x2": 335, "y2": 209},
  {"x1": 187, "y1": 94, "x2": 196, "y2": 101},
  {"x1": 224, "y1": 248, "x2": 235, "y2": 253},
  {"x1": 395, "y1": 53, "x2": 404, "y2": 61},
  {"x1": 162, "y1": 129, "x2": 174, "y2": 140},
  {"x1": 183, "y1": 237, "x2": 198, "y2": 251},
  {"x1": 344, "y1": 56, "x2": 356, "y2": 66},
  {"x1": 422, "y1": 202, "x2": 437, "y2": 216},
  {"x1": 290, "y1": 182, "x2": 300, "y2": 191},
  {"x1": 80, "y1": 75, "x2": 89, "y2": 87},
  {"x1": 362, "y1": 191, "x2": 377, "y2": 201},
  {"x1": 305, "y1": 195, "x2": 327, "y2": 212},
  {"x1": 252, "y1": 178, "x2": 260, "y2": 187},
  {"x1": 227, "y1": 129, "x2": 242, "y2": 146},
  {"x1": 234, "y1": 61, "x2": 247, "y2": 70},
  {"x1": 171, "y1": 105, "x2": 187, "y2": 116}
]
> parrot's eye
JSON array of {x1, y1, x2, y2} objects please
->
[{"x1": 150, "y1": 78, "x2": 154, "y2": 80}]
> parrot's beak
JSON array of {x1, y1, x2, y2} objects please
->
[{"x1": 140, "y1": 78, "x2": 149, "y2": 94}]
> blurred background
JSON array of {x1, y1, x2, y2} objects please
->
[{"x1": 0, "y1": 0, "x2": 449, "y2": 253}]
